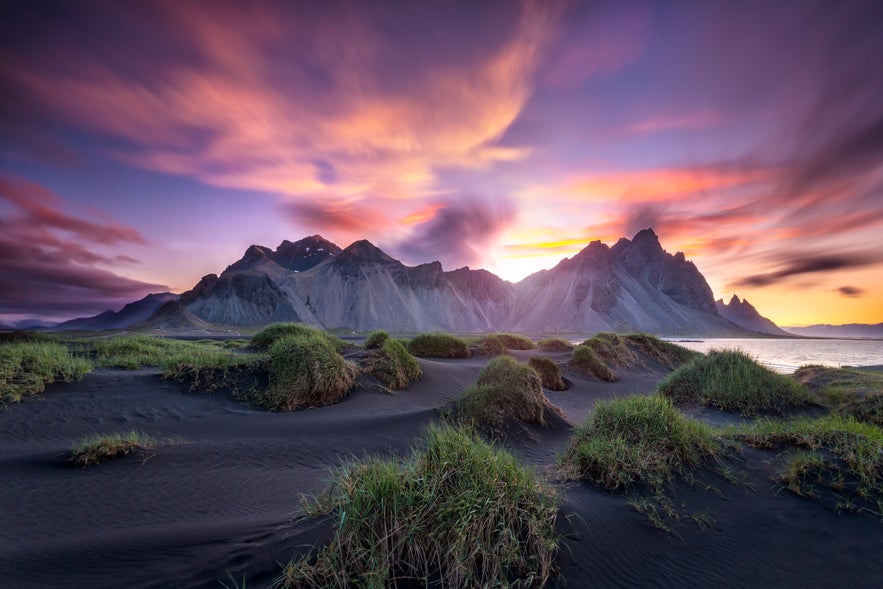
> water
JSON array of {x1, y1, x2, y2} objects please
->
[{"x1": 668, "y1": 338, "x2": 883, "y2": 374}]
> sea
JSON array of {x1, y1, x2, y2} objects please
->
[{"x1": 667, "y1": 338, "x2": 883, "y2": 374}]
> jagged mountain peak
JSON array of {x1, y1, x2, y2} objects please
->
[
  {"x1": 337, "y1": 239, "x2": 398, "y2": 264},
  {"x1": 272, "y1": 235, "x2": 341, "y2": 272}
]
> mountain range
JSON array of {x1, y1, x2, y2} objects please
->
[
  {"x1": 784, "y1": 323, "x2": 883, "y2": 339},
  {"x1": 39, "y1": 229, "x2": 796, "y2": 336},
  {"x1": 163, "y1": 229, "x2": 780, "y2": 335}
]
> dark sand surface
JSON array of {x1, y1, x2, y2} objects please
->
[{"x1": 1, "y1": 351, "x2": 881, "y2": 588}]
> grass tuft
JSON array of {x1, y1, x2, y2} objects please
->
[
  {"x1": 733, "y1": 415, "x2": 882, "y2": 515},
  {"x1": 570, "y1": 344, "x2": 616, "y2": 382},
  {"x1": 70, "y1": 431, "x2": 156, "y2": 466},
  {"x1": 360, "y1": 338, "x2": 423, "y2": 390},
  {"x1": 793, "y1": 365, "x2": 883, "y2": 425},
  {"x1": 87, "y1": 335, "x2": 241, "y2": 370},
  {"x1": 536, "y1": 338, "x2": 574, "y2": 352},
  {"x1": 495, "y1": 333, "x2": 536, "y2": 350},
  {"x1": 622, "y1": 333, "x2": 700, "y2": 368},
  {"x1": 658, "y1": 349, "x2": 815, "y2": 416},
  {"x1": 0, "y1": 341, "x2": 91, "y2": 403},
  {"x1": 253, "y1": 334, "x2": 357, "y2": 411},
  {"x1": 474, "y1": 334, "x2": 508, "y2": 355},
  {"x1": 454, "y1": 356, "x2": 554, "y2": 429},
  {"x1": 406, "y1": 333, "x2": 470, "y2": 359},
  {"x1": 279, "y1": 424, "x2": 559, "y2": 588},
  {"x1": 581, "y1": 333, "x2": 636, "y2": 368},
  {"x1": 362, "y1": 330, "x2": 390, "y2": 350},
  {"x1": 559, "y1": 395, "x2": 719, "y2": 491},
  {"x1": 528, "y1": 356, "x2": 567, "y2": 391},
  {"x1": 250, "y1": 323, "x2": 347, "y2": 353}
]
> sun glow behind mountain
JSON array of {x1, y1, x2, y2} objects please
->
[{"x1": 1, "y1": 0, "x2": 881, "y2": 326}]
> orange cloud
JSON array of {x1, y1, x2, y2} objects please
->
[
  {"x1": 3, "y1": 0, "x2": 568, "y2": 208},
  {"x1": 563, "y1": 167, "x2": 769, "y2": 202}
]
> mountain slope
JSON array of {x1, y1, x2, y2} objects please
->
[
  {"x1": 716, "y1": 295, "x2": 790, "y2": 336},
  {"x1": 511, "y1": 230, "x2": 739, "y2": 335},
  {"x1": 56, "y1": 292, "x2": 179, "y2": 331}
]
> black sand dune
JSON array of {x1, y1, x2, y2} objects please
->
[{"x1": 1, "y1": 352, "x2": 881, "y2": 588}]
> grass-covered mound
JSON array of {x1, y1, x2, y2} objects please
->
[
  {"x1": 406, "y1": 333, "x2": 470, "y2": 359},
  {"x1": 536, "y1": 338, "x2": 573, "y2": 352},
  {"x1": 496, "y1": 333, "x2": 536, "y2": 350},
  {"x1": 623, "y1": 333, "x2": 700, "y2": 368},
  {"x1": 70, "y1": 431, "x2": 156, "y2": 466},
  {"x1": 254, "y1": 334, "x2": 357, "y2": 411},
  {"x1": 528, "y1": 356, "x2": 567, "y2": 391},
  {"x1": 581, "y1": 333, "x2": 636, "y2": 368},
  {"x1": 560, "y1": 395, "x2": 719, "y2": 491},
  {"x1": 734, "y1": 416, "x2": 882, "y2": 515},
  {"x1": 570, "y1": 344, "x2": 616, "y2": 382},
  {"x1": 361, "y1": 338, "x2": 423, "y2": 390},
  {"x1": 280, "y1": 425, "x2": 559, "y2": 588},
  {"x1": 474, "y1": 334, "x2": 508, "y2": 355},
  {"x1": 0, "y1": 341, "x2": 91, "y2": 403},
  {"x1": 658, "y1": 349, "x2": 815, "y2": 416},
  {"x1": 250, "y1": 323, "x2": 347, "y2": 353},
  {"x1": 362, "y1": 329, "x2": 389, "y2": 350},
  {"x1": 455, "y1": 356, "x2": 558, "y2": 429}
]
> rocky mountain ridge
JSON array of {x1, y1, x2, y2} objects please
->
[
  {"x1": 173, "y1": 229, "x2": 758, "y2": 335},
  {"x1": 715, "y1": 294, "x2": 790, "y2": 336}
]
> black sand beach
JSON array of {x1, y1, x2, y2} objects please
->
[{"x1": 1, "y1": 350, "x2": 880, "y2": 588}]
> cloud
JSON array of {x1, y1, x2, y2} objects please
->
[
  {"x1": 0, "y1": 174, "x2": 165, "y2": 317},
  {"x1": 836, "y1": 286, "x2": 865, "y2": 298},
  {"x1": 0, "y1": 0, "x2": 568, "y2": 206},
  {"x1": 0, "y1": 174, "x2": 147, "y2": 244},
  {"x1": 731, "y1": 253, "x2": 879, "y2": 289},
  {"x1": 392, "y1": 198, "x2": 516, "y2": 269}
]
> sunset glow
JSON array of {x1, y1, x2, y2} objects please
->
[{"x1": 1, "y1": 0, "x2": 881, "y2": 326}]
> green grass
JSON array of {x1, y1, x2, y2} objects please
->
[
  {"x1": 250, "y1": 323, "x2": 347, "y2": 353},
  {"x1": 279, "y1": 424, "x2": 559, "y2": 588},
  {"x1": 622, "y1": 333, "x2": 700, "y2": 368},
  {"x1": 733, "y1": 415, "x2": 883, "y2": 515},
  {"x1": 581, "y1": 333, "x2": 636, "y2": 368},
  {"x1": 792, "y1": 365, "x2": 883, "y2": 425},
  {"x1": 406, "y1": 333, "x2": 470, "y2": 359},
  {"x1": 536, "y1": 338, "x2": 574, "y2": 352},
  {"x1": 0, "y1": 341, "x2": 91, "y2": 403},
  {"x1": 164, "y1": 354, "x2": 267, "y2": 394},
  {"x1": 559, "y1": 395, "x2": 719, "y2": 492},
  {"x1": 528, "y1": 356, "x2": 566, "y2": 391},
  {"x1": 454, "y1": 355, "x2": 555, "y2": 429},
  {"x1": 361, "y1": 338, "x2": 422, "y2": 390},
  {"x1": 252, "y1": 334, "x2": 357, "y2": 411},
  {"x1": 474, "y1": 334, "x2": 508, "y2": 355},
  {"x1": 70, "y1": 431, "x2": 156, "y2": 466},
  {"x1": 658, "y1": 349, "x2": 815, "y2": 416},
  {"x1": 362, "y1": 330, "x2": 390, "y2": 350},
  {"x1": 570, "y1": 344, "x2": 616, "y2": 382},
  {"x1": 87, "y1": 335, "x2": 241, "y2": 370},
  {"x1": 495, "y1": 333, "x2": 536, "y2": 350}
]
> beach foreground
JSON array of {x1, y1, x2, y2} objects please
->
[{"x1": 1, "y1": 346, "x2": 880, "y2": 588}]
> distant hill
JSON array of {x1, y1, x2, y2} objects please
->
[
  {"x1": 785, "y1": 323, "x2": 883, "y2": 339},
  {"x1": 176, "y1": 229, "x2": 751, "y2": 336},
  {"x1": 715, "y1": 294, "x2": 789, "y2": 336},
  {"x1": 135, "y1": 300, "x2": 215, "y2": 332},
  {"x1": 56, "y1": 292, "x2": 179, "y2": 331}
]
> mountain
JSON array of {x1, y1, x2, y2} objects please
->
[
  {"x1": 785, "y1": 323, "x2": 883, "y2": 338},
  {"x1": 136, "y1": 300, "x2": 215, "y2": 332},
  {"x1": 175, "y1": 229, "x2": 749, "y2": 335},
  {"x1": 56, "y1": 292, "x2": 179, "y2": 331},
  {"x1": 716, "y1": 294, "x2": 790, "y2": 336}
]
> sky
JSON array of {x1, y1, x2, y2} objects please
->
[{"x1": 1, "y1": 0, "x2": 882, "y2": 327}]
